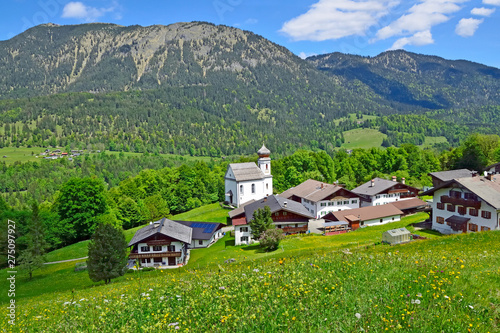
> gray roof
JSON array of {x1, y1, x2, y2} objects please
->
[
  {"x1": 227, "y1": 162, "x2": 265, "y2": 181},
  {"x1": 484, "y1": 162, "x2": 500, "y2": 171},
  {"x1": 429, "y1": 169, "x2": 473, "y2": 182},
  {"x1": 280, "y1": 179, "x2": 357, "y2": 203},
  {"x1": 128, "y1": 218, "x2": 192, "y2": 246},
  {"x1": 324, "y1": 204, "x2": 404, "y2": 222},
  {"x1": 228, "y1": 199, "x2": 256, "y2": 218},
  {"x1": 257, "y1": 144, "x2": 271, "y2": 155},
  {"x1": 352, "y1": 177, "x2": 418, "y2": 197},
  {"x1": 243, "y1": 195, "x2": 314, "y2": 222},
  {"x1": 383, "y1": 228, "x2": 411, "y2": 237},
  {"x1": 175, "y1": 221, "x2": 223, "y2": 240}
]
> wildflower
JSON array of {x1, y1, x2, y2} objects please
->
[
  {"x1": 468, "y1": 305, "x2": 474, "y2": 309},
  {"x1": 355, "y1": 313, "x2": 362, "y2": 319},
  {"x1": 253, "y1": 268, "x2": 259, "y2": 272},
  {"x1": 168, "y1": 322, "x2": 179, "y2": 327},
  {"x1": 219, "y1": 286, "x2": 226, "y2": 290},
  {"x1": 411, "y1": 299, "x2": 421, "y2": 305}
]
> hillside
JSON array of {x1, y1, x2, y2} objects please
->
[{"x1": 307, "y1": 50, "x2": 500, "y2": 111}]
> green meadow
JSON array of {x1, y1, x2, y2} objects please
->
[{"x1": 341, "y1": 128, "x2": 387, "y2": 150}]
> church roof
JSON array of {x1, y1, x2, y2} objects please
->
[
  {"x1": 257, "y1": 144, "x2": 271, "y2": 156},
  {"x1": 227, "y1": 162, "x2": 265, "y2": 181}
]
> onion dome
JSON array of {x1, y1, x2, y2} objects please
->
[{"x1": 257, "y1": 144, "x2": 271, "y2": 157}]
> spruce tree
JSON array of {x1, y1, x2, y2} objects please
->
[
  {"x1": 18, "y1": 202, "x2": 47, "y2": 280},
  {"x1": 249, "y1": 206, "x2": 274, "y2": 240},
  {"x1": 87, "y1": 222, "x2": 128, "y2": 284}
]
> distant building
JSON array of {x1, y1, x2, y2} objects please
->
[
  {"x1": 224, "y1": 145, "x2": 273, "y2": 207},
  {"x1": 175, "y1": 221, "x2": 224, "y2": 248},
  {"x1": 280, "y1": 179, "x2": 364, "y2": 219},
  {"x1": 229, "y1": 195, "x2": 314, "y2": 246},
  {"x1": 422, "y1": 175, "x2": 500, "y2": 234},
  {"x1": 382, "y1": 228, "x2": 411, "y2": 245},
  {"x1": 352, "y1": 177, "x2": 419, "y2": 207},
  {"x1": 323, "y1": 204, "x2": 404, "y2": 230},
  {"x1": 484, "y1": 162, "x2": 500, "y2": 175},
  {"x1": 429, "y1": 169, "x2": 474, "y2": 188}
]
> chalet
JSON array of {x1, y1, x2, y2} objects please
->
[
  {"x1": 280, "y1": 179, "x2": 363, "y2": 219},
  {"x1": 484, "y1": 162, "x2": 500, "y2": 175},
  {"x1": 229, "y1": 195, "x2": 314, "y2": 245},
  {"x1": 390, "y1": 197, "x2": 430, "y2": 215},
  {"x1": 128, "y1": 218, "x2": 192, "y2": 268},
  {"x1": 421, "y1": 175, "x2": 500, "y2": 234},
  {"x1": 323, "y1": 204, "x2": 404, "y2": 230},
  {"x1": 175, "y1": 221, "x2": 224, "y2": 248},
  {"x1": 224, "y1": 145, "x2": 273, "y2": 207},
  {"x1": 429, "y1": 169, "x2": 473, "y2": 188},
  {"x1": 352, "y1": 177, "x2": 419, "y2": 207}
]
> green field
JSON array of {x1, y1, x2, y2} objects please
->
[
  {"x1": 422, "y1": 136, "x2": 448, "y2": 148},
  {"x1": 172, "y1": 203, "x2": 229, "y2": 224},
  {"x1": 1, "y1": 216, "x2": 499, "y2": 332},
  {"x1": 341, "y1": 128, "x2": 387, "y2": 150}
]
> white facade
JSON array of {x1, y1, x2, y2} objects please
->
[
  {"x1": 360, "y1": 193, "x2": 413, "y2": 207},
  {"x1": 234, "y1": 225, "x2": 252, "y2": 246},
  {"x1": 303, "y1": 198, "x2": 360, "y2": 219},
  {"x1": 225, "y1": 165, "x2": 273, "y2": 207},
  {"x1": 360, "y1": 214, "x2": 401, "y2": 227},
  {"x1": 431, "y1": 188, "x2": 500, "y2": 234},
  {"x1": 136, "y1": 241, "x2": 186, "y2": 267},
  {"x1": 188, "y1": 230, "x2": 224, "y2": 248}
]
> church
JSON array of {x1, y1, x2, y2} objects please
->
[{"x1": 224, "y1": 145, "x2": 273, "y2": 207}]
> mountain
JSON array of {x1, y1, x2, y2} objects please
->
[{"x1": 307, "y1": 50, "x2": 500, "y2": 111}]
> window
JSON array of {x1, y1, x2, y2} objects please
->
[
  {"x1": 437, "y1": 202, "x2": 445, "y2": 210},
  {"x1": 447, "y1": 204, "x2": 455, "y2": 212},
  {"x1": 337, "y1": 201, "x2": 342, "y2": 205},
  {"x1": 469, "y1": 208, "x2": 478, "y2": 216},
  {"x1": 379, "y1": 219, "x2": 383, "y2": 223},
  {"x1": 266, "y1": 164, "x2": 268, "y2": 170},
  {"x1": 352, "y1": 200, "x2": 358, "y2": 204},
  {"x1": 392, "y1": 217, "x2": 395, "y2": 221},
  {"x1": 266, "y1": 183, "x2": 269, "y2": 190},
  {"x1": 141, "y1": 258, "x2": 150, "y2": 263},
  {"x1": 321, "y1": 202, "x2": 327, "y2": 207},
  {"x1": 251, "y1": 183, "x2": 255, "y2": 194},
  {"x1": 241, "y1": 236, "x2": 248, "y2": 242},
  {"x1": 464, "y1": 193, "x2": 477, "y2": 200},
  {"x1": 283, "y1": 212, "x2": 287, "y2": 216},
  {"x1": 277, "y1": 225, "x2": 282, "y2": 228},
  {"x1": 240, "y1": 185, "x2": 244, "y2": 194},
  {"x1": 481, "y1": 211, "x2": 492, "y2": 219},
  {"x1": 344, "y1": 201, "x2": 349, "y2": 205},
  {"x1": 241, "y1": 227, "x2": 248, "y2": 232},
  {"x1": 449, "y1": 190, "x2": 461, "y2": 198},
  {"x1": 153, "y1": 245, "x2": 162, "y2": 251},
  {"x1": 375, "y1": 195, "x2": 380, "y2": 199},
  {"x1": 153, "y1": 257, "x2": 162, "y2": 263},
  {"x1": 328, "y1": 202, "x2": 334, "y2": 206},
  {"x1": 457, "y1": 206, "x2": 466, "y2": 215},
  {"x1": 468, "y1": 223, "x2": 478, "y2": 232},
  {"x1": 198, "y1": 240, "x2": 203, "y2": 245},
  {"x1": 167, "y1": 245, "x2": 176, "y2": 252},
  {"x1": 436, "y1": 216, "x2": 445, "y2": 224},
  {"x1": 140, "y1": 246, "x2": 150, "y2": 252},
  {"x1": 481, "y1": 226, "x2": 490, "y2": 231}
]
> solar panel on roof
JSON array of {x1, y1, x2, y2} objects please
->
[{"x1": 203, "y1": 224, "x2": 216, "y2": 233}]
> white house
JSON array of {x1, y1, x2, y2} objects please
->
[
  {"x1": 224, "y1": 145, "x2": 273, "y2": 207},
  {"x1": 323, "y1": 204, "x2": 404, "y2": 230},
  {"x1": 229, "y1": 195, "x2": 314, "y2": 246},
  {"x1": 280, "y1": 179, "x2": 363, "y2": 219},
  {"x1": 128, "y1": 218, "x2": 192, "y2": 268},
  {"x1": 175, "y1": 221, "x2": 224, "y2": 248},
  {"x1": 422, "y1": 175, "x2": 500, "y2": 234},
  {"x1": 352, "y1": 177, "x2": 419, "y2": 207},
  {"x1": 484, "y1": 162, "x2": 500, "y2": 175}
]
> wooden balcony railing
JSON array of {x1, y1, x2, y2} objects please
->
[
  {"x1": 280, "y1": 226, "x2": 308, "y2": 233},
  {"x1": 440, "y1": 196, "x2": 481, "y2": 209},
  {"x1": 129, "y1": 252, "x2": 181, "y2": 259}
]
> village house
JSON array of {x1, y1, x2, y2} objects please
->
[
  {"x1": 128, "y1": 218, "x2": 192, "y2": 268},
  {"x1": 323, "y1": 204, "x2": 404, "y2": 230},
  {"x1": 224, "y1": 145, "x2": 273, "y2": 207},
  {"x1": 429, "y1": 169, "x2": 473, "y2": 188},
  {"x1": 175, "y1": 221, "x2": 224, "y2": 248},
  {"x1": 422, "y1": 175, "x2": 500, "y2": 234},
  {"x1": 280, "y1": 179, "x2": 364, "y2": 219},
  {"x1": 352, "y1": 177, "x2": 419, "y2": 208},
  {"x1": 229, "y1": 195, "x2": 314, "y2": 246},
  {"x1": 484, "y1": 162, "x2": 500, "y2": 175}
]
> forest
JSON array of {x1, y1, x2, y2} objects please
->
[{"x1": 1, "y1": 133, "x2": 499, "y2": 266}]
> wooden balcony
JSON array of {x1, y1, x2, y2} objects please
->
[
  {"x1": 129, "y1": 252, "x2": 181, "y2": 259},
  {"x1": 280, "y1": 226, "x2": 308, "y2": 233},
  {"x1": 440, "y1": 196, "x2": 481, "y2": 209}
]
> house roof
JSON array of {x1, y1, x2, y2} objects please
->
[
  {"x1": 324, "y1": 204, "x2": 404, "y2": 223},
  {"x1": 257, "y1": 144, "x2": 271, "y2": 156},
  {"x1": 422, "y1": 176, "x2": 500, "y2": 210},
  {"x1": 429, "y1": 169, "x2": 473, "y2": 182},
  {"x1": 351, "y1": 178, "x2": 418, "y2": 197},
  {"x1": 228, "y1": 199, "x2": 256, "y2": 218},
  {"x1": 128, "y1": 218, "x2": 192, "y2": 247},
  {"x1": 445, "y1": 215, "x2": 470, "y2": 231},
  {"x1": 324, "y1": 221, "x2": 349, "y2": 227},
  {"x1": 383, "y1": 228, "x2": 411, "y2": 237},
  {"x1": 484, "y1": 162, "x2": 500, "y2": 171},
  {"x1": 175, "y1": 221, "x2": 223, "y2": 240},
  {"x1": 242, "y1": 195, "x2": 314, "y2": 223},
  {"x1": 280, "y1": 179, "x2": 358, "y2": 203},
  {"x1": 390, "y1": 198, "x2": 428, "y2": 211},
  {"x1": 227, "y1": 162, "x2": 265, "y2": 181}
]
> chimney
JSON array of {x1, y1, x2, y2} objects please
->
[
  {"x1": 392, "y1": 176, "x2": 397, "y2": 182},
  {"x1": 321, "y1": 183, "x2": 324, "y2": 189},
  {"x1": 264, "y1": 197, "x2": 267, "y2": 202},
  {"x1": 370, "y1": 179, "x2": 375, "y2": 187},
  {"x1": 401, "y1": 177, "x2": 405, "y2": 184}
]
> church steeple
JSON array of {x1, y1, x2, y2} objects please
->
[{"x1": 257, "y1": 144, "x2": 271, "y2": 176}]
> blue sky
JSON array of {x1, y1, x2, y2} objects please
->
[{"x1": 2, "y1": 0, "x2": 500, "y2": 68}]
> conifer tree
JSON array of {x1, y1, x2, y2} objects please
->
[
  {"x1": 249, "y1": 206, "x2": 274, "y2": 240},
  {"x1": 18, "y1": 202, "x2": 47, "y2": 280},
  {"x1": 87, "y1": 222, "x2": 128, "y2": 284}
]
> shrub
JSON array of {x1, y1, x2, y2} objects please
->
[{"x1": 259, "y1": 228, "x2": 285, "y2": 252}]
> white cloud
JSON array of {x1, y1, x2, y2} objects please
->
[
  {"x1": 483, "y1": 0, "x2": 500, "y2": 6},
  {"x1": 245, "y1": 18, "x2": 258, "y2": 25},
  {"x1": 298, "y1": 52, "x2": 318, "y2": 59},
  {"x1": 390, "y1": 30, "x2": 434, "y2": 49},
  {"x1": 62, "y1": 1, "x2": 119, "y2": 22},
  {"x1": 374, "y1": 0, "x2": 468, "y2": 41},
  {"x1": 455, "y1": 18, "x2": 484, "y2": 37},
  {"x1": 471, "y1": 7, "x2": 496, "y2": 16},
  {"x1": 280, "y1": 0, "x2": 400, "y2": 41}
]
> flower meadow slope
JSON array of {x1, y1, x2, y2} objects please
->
[{"x1": 2, "y1": 231, "x2": 499, "y2": 332}]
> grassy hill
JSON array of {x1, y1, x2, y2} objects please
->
[{"x1": 1, "y1": 215, "x2": 498, "y2": 331}]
